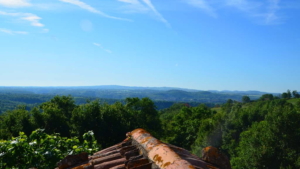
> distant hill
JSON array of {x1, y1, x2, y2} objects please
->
[
  {"x1": 209, "y1": 90, "x2": 276, "y2": 95},
  {"x1": 0, "y1": 85, "x2": 199, "y2": 93},
  {"x1": 0, "y1": 85, "x2": 273, "y2": 113},
  {"x1": 0, "y1": 85, "x2": 273, "y2": 95},
  {"x1": 0, "y1": 86, "x2": 265, "y2": 102},
  {"x1": 0, "y1": 93, "x2": 201, "y2": 114}
]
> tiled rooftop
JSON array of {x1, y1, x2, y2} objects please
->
[{"x1": 56, "y1": 128, "x2": 230, "y2": 169}]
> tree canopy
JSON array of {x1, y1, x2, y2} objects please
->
[{"x1": 1, "y1": 94, "x2": 300, "y2": 168}]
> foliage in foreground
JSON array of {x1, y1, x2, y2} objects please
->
[
  {"x1": 1, "y1": 94, "x2": 300, "y2": 169},
  {"x1": 0, "y1": 96, "x2": 162, "y2": 148},
  {"x1": 0, "y1": 129, "x2": 99, "y2": 169},
  {"x1": 191, "y1": 99, "x2": 300, "y2": 169},
  {"x1": 160, "y1": 98, "x2": 300, "y2": 169}
]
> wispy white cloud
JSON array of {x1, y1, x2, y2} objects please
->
[
  {"x1": 0, "y1": 11, "x2": 45, "y2": 27},
  {"x1": 264, "y1": 0, "x2": 281, "y2": 24},
  {"x1": 118, "y1": 0, "x2": 149, "y2": 13},
  {"x1": 0, "y1": 28, "x2": 28, "y2": 35},
  {"x1": 41, "y1": 28, "x2": 49, "y2": 33},
  {"x1": 21, "y1": 15, "x2": 44, "y2": 27},
  {"x1": 93, "y1": 43, "x2": 101, "y2": 46},
  {"x1": 0, "y1": 0, "x2": 31, "y2": 8},
  {"x1": 184, "y1": 0, "x2": 283, "y2": 24},
  {"x1": 186, "y1": 0, "x2": 217, "y2": 18},
  {"x1": 59, "y1": 0, "x2": 131, "y2": 21},
  {"x1": 225, "y1": 0, "x2": 283, "y2": 24},
  {"x1": 225, "y1": 0, "x2": 261, "y2": 11},
  {"x1": 118, "y1": 0, "x2": 140, "y2": 5},
  {"x1": 140, "y1": 0, "x2": 170, "y2": 27},
  {"x1": 118, "y1": 0, "x2": 170, "y2": 27},
  {"x1": 93, "y1": 43, "x2": 112, "y2": 54}
]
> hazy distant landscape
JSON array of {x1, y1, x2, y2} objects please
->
[{"x1": 0, "y1": 85, "x2": 274, "y2": 113}]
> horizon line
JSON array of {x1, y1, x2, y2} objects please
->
[{"x1": 0, "y1": 85, "x2": 282, "y2": 93}]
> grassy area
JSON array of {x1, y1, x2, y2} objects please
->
[
  {"x1": 211, "y1": 107, "x2": 222, "y2": 113},
  {"x1": 287, "y1": 98, "x2": 300, "y2": 105}
]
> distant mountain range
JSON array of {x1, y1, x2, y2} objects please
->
[
  {"x1": 0, "y1": 85, "x2": 199, "y2": 92},
  {"x1": 0, "y1": 85, "x2": 277, "y2": 101},
  {"x1": 0, "y1": 85, "x2": 277, "y2": 94},
  {"x1": 208, "y1": 90, "x2": 274, "y2": 95},
  {"x1": 0, "y1": 85, "x2": 280, "y2": 113}
]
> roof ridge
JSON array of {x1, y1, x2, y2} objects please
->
[
  {"x1": 130, "y1": 128, "x2": 196, "y2": 169},
  {"x1": 56, "y1": 128, "x2": 224, "y2": 169}
]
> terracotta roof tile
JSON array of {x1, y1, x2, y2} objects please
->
[{"x1": 56, "y1": 128, "x2": 227, "y2": 169}]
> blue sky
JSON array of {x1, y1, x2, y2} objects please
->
[{"x1": 0, "y1": 0, "x2": 299, "y2": 93}]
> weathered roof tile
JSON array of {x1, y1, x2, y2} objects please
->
[
  {"x1": 94, "y1": 158, "x2": 127, "y2": 169},
  {"x1": 56, "y1": 128, "x2": 228, "y2": 169}
]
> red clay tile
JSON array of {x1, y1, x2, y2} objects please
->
[
  {"x1": 92, "y1": 152, "x2": 122, "y2": 165},
  {"x1": 94, "y1": 157, "x2": 126, "y2": 169},
  {"x1": 110, "y1": 164, "x2": 126, "y2": 169},
  {"x1": 56, "y1": 128, "x2": 226, "y2": 169}
]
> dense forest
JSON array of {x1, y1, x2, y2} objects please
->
[{"x1": 0, "y1": 89, "x2": 300, "y2": 168}]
